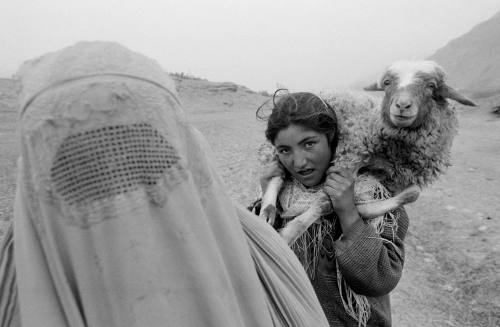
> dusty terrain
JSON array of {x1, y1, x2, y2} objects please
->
[{"x1": 1, "y1": 75, "x2": 499, "y2": 326}]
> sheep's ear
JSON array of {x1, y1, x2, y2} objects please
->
[
  {"x1": 442, "y1": 85, "x2": 476, "y2": 106},
  {"x1": 363, "y1": 82, "x2": 383, "y2": 91}
]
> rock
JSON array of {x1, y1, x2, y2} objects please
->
[
  {"x1": 441, "y1": 284, "x2": 454, "y2": 292},
  {"x1": 478, "y1": 225, "x2": 488, "y2": 232}
]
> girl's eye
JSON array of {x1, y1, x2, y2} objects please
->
[
  {"x1": 278, "y1": 149, "x2": 290, "y2": 155},
  {"x1": 305, "y1": 142, "x2": 315, "y2": 149}
]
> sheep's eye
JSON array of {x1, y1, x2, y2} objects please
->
[
  {"x1": 428, "y1": 82, "x2": 437, "y2": 91},
  {"x1": 383, "y1": 79, "x2": 392, "y2": 87}
]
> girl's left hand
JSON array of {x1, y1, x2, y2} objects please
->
[
  {"x1": 323, "y1": 166, "x2": 361, "y2": 232},
  {"x1": 323, "y1": 166, "x2": 356, "y2": 214}
]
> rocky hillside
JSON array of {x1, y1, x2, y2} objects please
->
[
  {"x1": 429, "y1": 10, "x2": 500, "y2": 98},
  {"x1": 170, "y1": 73, "x2": 269, "y2": 113},
  {"x1": 0, "y1": 78, "x2": 17, "y2": 112},
  {"x1": 0, "y1": 74, "x2": 270, "y2": 114}
]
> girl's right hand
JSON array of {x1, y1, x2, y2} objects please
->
[{"x1": 260, "y1": 160, "x2": 286, "y2": 193}]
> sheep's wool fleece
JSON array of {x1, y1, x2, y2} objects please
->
[{"x1": 13, "y1": 41, "x2": 329, "y2": 327}]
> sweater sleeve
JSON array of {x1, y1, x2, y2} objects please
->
[{"x1": 334, "y1": 206, "x2": 409, "y2": 297}]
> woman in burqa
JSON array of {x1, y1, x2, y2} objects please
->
[{"x1": 6, "y1": 41, "x2": 328, "y2": 327}]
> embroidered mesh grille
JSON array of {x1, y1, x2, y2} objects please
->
[{"x1": 50, "y1": 123, "x2": 181, "y2": 205}]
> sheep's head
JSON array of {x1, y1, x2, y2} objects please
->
[{"x1": 366, "y1": 60, "x2": 476, "y2": 128}]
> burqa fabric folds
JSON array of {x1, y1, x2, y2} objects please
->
[{"x1": 11, "y1": 41, "x2": 328, "y2": 327}]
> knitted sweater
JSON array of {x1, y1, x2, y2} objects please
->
[{"x1": 249, "y1": 201, "x2": 409, "y2": 327}]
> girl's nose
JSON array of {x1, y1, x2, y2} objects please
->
[{"x1": 292, "y1": 151, "x2": 308, "y2": 170}]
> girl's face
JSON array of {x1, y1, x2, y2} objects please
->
[{"x1": 274, "y1": 124, "x2": 332, "y2": 187}]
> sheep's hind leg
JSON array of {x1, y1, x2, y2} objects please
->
[{"x1": 356, "y1": 185, "x2": 420, "y2": 219}]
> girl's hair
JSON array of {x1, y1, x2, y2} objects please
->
[{"x1": 257, "y1": 90, "x2": 339, "y2": 154}]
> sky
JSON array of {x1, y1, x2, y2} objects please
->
[{"x1": 1, "y1": 0, "x2": 500, "y2": 92}]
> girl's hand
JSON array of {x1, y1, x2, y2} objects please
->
[
  {"x1": 260, "y1": 160, "x2": 286, "y2": 193},
  {"x1": 323, "y1": 166, "x2": 360, "y2": 232}
]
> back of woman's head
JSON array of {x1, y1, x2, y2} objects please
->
[{"x1": 259, "y1": 91, "x2": 339, "y2": 153}]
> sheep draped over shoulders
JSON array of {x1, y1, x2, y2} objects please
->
[{"x1": 10, "y1": 41, "x2": 328, "y2": 327}]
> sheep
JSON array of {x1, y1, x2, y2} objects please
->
[{"x1": 259, "y1": 60, "x2": 476, "y2": 245}]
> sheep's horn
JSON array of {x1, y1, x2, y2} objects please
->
[
  {"x1": 442, "y1": 85, "x2": 476, "y2": 107},
  {"x1": 363, "y1": 82, "x2": 384, "y2": 91}
]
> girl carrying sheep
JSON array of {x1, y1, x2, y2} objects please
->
[{"x1": 250, "y1": 91, "x2": 408, "y2": 327}]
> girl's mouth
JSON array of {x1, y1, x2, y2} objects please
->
[{"x1": 297, "y1": 168, "x2": 315, "y2": 177}]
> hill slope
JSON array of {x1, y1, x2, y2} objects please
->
[
  {"x1": 429, "y1": 10, "x2": 500, "y2": 97},
  {"x1": 170, "y1": 73, "x2": 269, "y2": 113}
]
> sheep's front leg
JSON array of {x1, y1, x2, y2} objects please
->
[
  {"x1": 279, "y1": 195, "x2": 332, "y2": 245},
  {"x1": 356, "y1": 184, "x2": 420, "y2": 218},
  {"x1": 259, "y1": 176, "x2": 283, "y2": 226}
]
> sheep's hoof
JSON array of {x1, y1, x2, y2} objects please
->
[
  {"x1": 259, "y1": 204, "x2": 276, "y2": 226},
  {"x1": 314, "y1": 195, "x2": 334, "y2": 216}
]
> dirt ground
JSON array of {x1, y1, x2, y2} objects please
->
[{"x1": 1, "y1": 76, "x2": 499, "y2": 326}]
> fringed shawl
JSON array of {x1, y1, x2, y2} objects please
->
[{"x1": 277, "y1": 174, "x2": 398, "y2": 327}]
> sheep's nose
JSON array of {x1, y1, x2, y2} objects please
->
[{"x1": 395, "y1": 98, "x2": 413, "y2": 110}]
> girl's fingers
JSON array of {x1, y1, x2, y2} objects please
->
[
  {"x1": 327, "y1": 166, "x2": 354, "y2": 179},
  {"x1": 325, "y1": 177, "x2": 352, "y2": 199},
  {"x1": 327, "y1": 170, "x2": 354, "y2": 185},
  {"x1": 323, "y1": 185, "x2": 340, "y2": 198},
  {"x1": 327, "y1": 173, "x2": 352, "y2": 188},
  {"x1": 326, "y1": 166, "x2": 337, "y2": 175},
  {"x1": 324, "y1": 180, "x2": 345, "y2": 194},
  {"x1": 327, "y1": 173, "x2": 348, "y2": 184}
]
